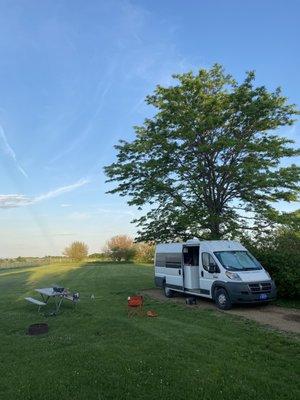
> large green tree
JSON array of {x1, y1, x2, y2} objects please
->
[{"x1": 105, "y1": 65, "x2": 300, "y2": 241}]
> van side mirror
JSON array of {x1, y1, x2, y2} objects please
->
[
  {"x1": 208, "y1": 264, "x2": 217, "y2": 274},
  {"x1": 208, "y1": 263, "x2": 217, "y2": 273}
]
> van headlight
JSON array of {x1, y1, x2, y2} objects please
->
[
  {"x1": 265, "y1": 270, "x2": 271, "y2": 279},
  {"x1": 225, "y1": 271, "x2": 242, "y2": 281}
]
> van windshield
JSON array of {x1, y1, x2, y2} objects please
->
[{"x1": 214, "y1": 251, "x2": 262, "y2": 271}]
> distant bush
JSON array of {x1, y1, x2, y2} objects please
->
[
  {"x1": 63, "y1": 241, "x2": 88, "y2": 261},
  {"x1": 134, "y1": 242, "x2": 155, "y2": 263},
  {"x1": 16, "y1": 256, "x2": 26, "y2": 262},
  {"x1": 105, "y1": 235, "x2": 136, "y2": 262},
  {"x1": 243, "y1": 230, "x2": 300, "y2": 299},
  {"x1": 88, "y1": 253, "x2": 106, "y2": 259}
]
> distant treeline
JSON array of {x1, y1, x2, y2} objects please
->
[{"x1": 0, "y1": 256, "x2": 67, "y2": 269}]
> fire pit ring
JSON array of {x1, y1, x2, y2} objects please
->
[{"x1": 27, "y1": 323, "x2": 49, "y2": 336}]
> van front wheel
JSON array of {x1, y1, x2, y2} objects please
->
[
  {"x1": 215, "y1": 288, "x2": 232, "y2": 310},
  {"x1": 163, "y1": 285, "x2": 173, "y2": 298}
]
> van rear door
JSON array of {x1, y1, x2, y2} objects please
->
[{"x1": 165, "y1": 253, "x2": 183, "y2": 289}]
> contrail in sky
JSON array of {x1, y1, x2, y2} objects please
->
[
  {"x1": 0, "y1": 178, "x2": 90, "y2": 208},
  {"x1": 34, "y1": 178, "x2": 90, "y2": 202},
  {"x1": 0, "y1": 124, "x2": 28, "y2": 178}
]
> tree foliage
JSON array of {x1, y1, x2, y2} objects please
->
[
  {"x1": 105, "y1": 235, "x2": 136, "y2": 261},
  {"x1": 105, "y1": 65, "x2": 299, "y2": 241},
  {"x1": 63, "y1": 241, "x2": 88, "y2": 260},
  {"x1": 243, "y1": 213, "x2": 300, "y2": 298},
  {"x1": 134, "y1": 242, "x2": 155, "y2": 263}
]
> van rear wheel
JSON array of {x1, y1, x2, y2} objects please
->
[
  {"x1": 215, "y1": 288, "x2": 232, "y2": 310},
  {"x1": 163, "y1": 285, "x2": 173, "y2": 298}
]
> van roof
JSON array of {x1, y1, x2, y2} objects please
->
[
  {"x1": 156, "y1": 240, "x2": 246, "y2": 253},
  {"x1": 199, "y1": 240, "x2": 246, "y2": 252}
]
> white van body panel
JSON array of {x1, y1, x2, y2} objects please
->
[
  {"x1": 165, "y1": 269, "x2": 183, "y2": 287},
  {"x1": 156, "y1": 243, "x2": 183, "y2": 253},
  {"x1": 236, "y1": 270, "x2": 270, "y2": 282},
  {"x1": 184, "y1": 266, "x2": 199, "y2": 289}
]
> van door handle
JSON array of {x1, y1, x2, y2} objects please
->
[
  {"x1": 178, "y1": 270, "x2": 181, "y2": 275},
  {"x1": 201, "y1": 271, "x2": 204, "y2": 277}
]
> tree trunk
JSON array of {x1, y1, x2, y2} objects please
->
[{"x1": 209, "y1": 216, "x2": 222, "y2": 240}]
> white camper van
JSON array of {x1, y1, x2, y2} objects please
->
[{"x1": 154, "y1": 239, "x2": 276, "y2": 309}]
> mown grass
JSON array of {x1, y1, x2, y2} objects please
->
[{"x1": 0, "y1": 261, "x2": 299, "y2": 400}]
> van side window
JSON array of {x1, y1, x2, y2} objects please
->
[
  {"x1": 155, "y1": 253, "x2": 182, "y2": 268},
  {"x1": 202, "y1": 253, "x2": 218, "y2": 272}
]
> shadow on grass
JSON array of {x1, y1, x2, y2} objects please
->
[
  {"x1": 25, "y1": 261, "x2": 87, "y2": 287},
  {"x1": 84, "y1": 260, "x2": 135, "y2": 266}
]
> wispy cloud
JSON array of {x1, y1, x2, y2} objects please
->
[
  {"x1": 0, "y1": 194, "x2": 31, "y2": 208},
  {"x1": 96, "y1": 207, "x2": 135, "y2": 217},
  {"x1": 68, "y1": 211, "x2": 91, "y2": 220},
  {"x1": 0, "y1": 123, "x2": 28, "y2": 178},
  {"x1": 52, "y1": 232, "x2": 75, "y2": 237},
  {"x1": 0, "y1": 178, "x2": 89, "y2": 209}
]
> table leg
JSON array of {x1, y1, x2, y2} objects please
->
[
  {"x1": 55, "y1": 296, "x2": 64, "y2": 313},
  {"x1": 40, "y1": 294, "x2": 50, "y2": 304}
]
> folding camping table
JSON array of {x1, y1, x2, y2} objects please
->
[{"x1": 35, "y1": 287, "x2": 66, "y2": 314}]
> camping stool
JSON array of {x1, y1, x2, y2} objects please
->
[
  {"x1": 127, "y1": 295, "x2": 144, "y2": 318},
  {"x1": 186, "y1": 297, "x2": 197, "y2": 305}
]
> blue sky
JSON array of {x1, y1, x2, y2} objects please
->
[{"x1": 0, "y1": 0, "x2": 299, "y2": 257}]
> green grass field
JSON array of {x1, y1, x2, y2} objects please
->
[{"x1": 0, "y1": 261, "x2": 299, "y2": 400}]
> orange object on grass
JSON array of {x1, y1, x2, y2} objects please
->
[
  {"x1": 147, "y1": 310, "x2": 158, "y2": 317},
  {"x1": 127, "y1": 295, "x2": 144, "y2": 317}
]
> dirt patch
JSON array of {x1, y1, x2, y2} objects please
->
[
  {"x1": 283, "y1": 314, "x2": 300, "y2": 323},
  {"x1": 142, "y1": 288, "x2": 300, "y2": 334}
]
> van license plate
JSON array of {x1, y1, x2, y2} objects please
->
[{"x1": 260, "y1": 294, "x2": 268, "y2": 300}]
